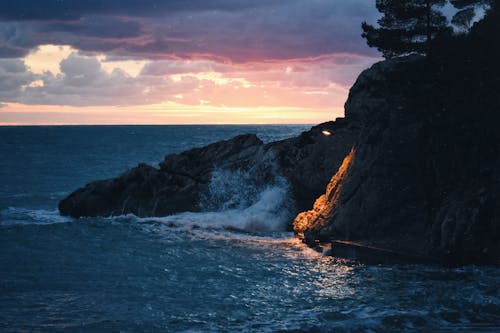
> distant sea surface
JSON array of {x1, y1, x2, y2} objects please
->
[{"x1": 1, "y1": 125, "x2": 499, "y2": 332}]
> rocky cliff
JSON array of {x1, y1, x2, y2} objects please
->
[
  {"x1": 59, "y1": 121, "x2": 357, "y2": 223},
  {"x1": 59, "y1": 14, "x2": 499, "y2": 265},
  {"x1": 294, "y1": 55, "x2": 500, "y2": 265}
]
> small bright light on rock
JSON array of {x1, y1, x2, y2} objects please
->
[{"x1": 322, "y1": 130, "x2": 332, "y2": 136}]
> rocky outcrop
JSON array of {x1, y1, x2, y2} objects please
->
[
  {"x1": 293, "y1": 56, "x2": 500, "y2": 265},
  {"x1": 59, "y1": 123, "x2": 358, "y2": 222},
  {"x1": 59, "y1": 134, "x2": 264, "y2": 218}
]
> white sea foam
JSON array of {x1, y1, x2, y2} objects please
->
[
  {"x1": 138, "y1": 165, "x2": 295, "y2": 233},
  {"x1": 138, "y1": 184, "x2": 292, "y2": 232},
  {"x1": 0, "y1": 207, "x2": 73, "y2": 226},
  {"x1": 125, "y1": 167, "x2": 327, "y2": 258}
]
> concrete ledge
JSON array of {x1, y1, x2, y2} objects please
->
[{"x1": 331, "y1": 240, "x2": 439, "y2": 265}]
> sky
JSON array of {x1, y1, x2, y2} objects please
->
[{"x1": 0, "y1": 0, "x2": 381, "y2": 125}]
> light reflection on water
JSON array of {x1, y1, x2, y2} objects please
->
[{"x1": 1, "y1": 218, "x2": 499, "y2": 332}]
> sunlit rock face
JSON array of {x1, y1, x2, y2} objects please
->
[
  {"x1": 293, "y1": 147, "x2": 355, "y2": 239},
  {"x1": 294, "y1": 54, "x2": 500, "y2": 265}
]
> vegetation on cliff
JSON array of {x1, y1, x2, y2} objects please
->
[
  {"x1": 361, "y1": 0, "x2": 449, "y2": 58},
  {"x1": 362, "y1": 0, "x2": 498, "y2": 58}
]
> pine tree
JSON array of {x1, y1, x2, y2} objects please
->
[
  {"x1": 450, "y1": 0, "x2": 496, "y2": 32},
  {"x1": 362, "y1": 0, "x2": 449, "y2": 59},
  {"x1": 451, "y1": 7, "x2": 475, "y2": 32}
]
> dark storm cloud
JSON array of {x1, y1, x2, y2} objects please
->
[
  {"x1": 0, "y1": 0, "x2": 287, "y2": 20},
  {"x1": 0, "y1": 46, "x2": 27, "y2": 58},
  {"x1": 0, "y1": 59, "x2": 34, "y2": 93},
  {"x1": 43, "y1": 17, "x2": 143, "y2": 39},
  {"x1": 0, "y1": 0, "x2": 380, "y2": 61}
]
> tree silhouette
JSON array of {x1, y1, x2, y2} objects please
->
[
  {"x1": 362, "y1": 0, "x2": 449, "y2": 58},
  {"x1": 451, "y1": 7, "x2": 475, "y2": 32},
  {"x1": 450, "y1": 0, "x2": 496, "y2": 32}
]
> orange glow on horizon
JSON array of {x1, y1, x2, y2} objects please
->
[
  {"x1": 0, "y1": 102, "x2": 341, "y2": 125},
  {"x1": 0, "y1": 44, "x2": 379, "y2": 125}
]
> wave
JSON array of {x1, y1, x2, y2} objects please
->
[
  {"x1": 137, "y1": 185, "x2": 292, "y2": 233},
  {"x1": 99, "y1": 165, "x2": 319, "y2": 258},
  {"x1": 0, "y1": 207, "x2": 73, "y2": 226},
  {"x1": 2, "y1": 165, "x2": 294, "y2": 235},
  {"x1": 136, "y1": 165, "x2": 295, "y2": 233}
]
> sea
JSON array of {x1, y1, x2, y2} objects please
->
[{"x1": 0, "y1": 125, "x2": 499, "y2": 332}]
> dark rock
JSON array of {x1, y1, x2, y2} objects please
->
[
  {"x1": 159, "y1": 134, "x2": 264, "y2": 182},
  {"x1": 330, "y1": 240, "x2": 439, "y2": 265},
  {"x1": 59, "y1": 126, "x2": 358, "y2": 222},
  {"x1": 294, "y1": 56, "x2": 500, "y2": 265},
  {"x1": 59, "y1": 135, "x2": 265, "y2": 218},
  {"x1": 58, "y1": 162, "x2": 200, "y2": 218},
  {"x1": 266, "y1": 120, "x2": 358, "y2": 212}
]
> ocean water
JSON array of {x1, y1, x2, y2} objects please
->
[{"x1": 0, "y1": 125, "x2": 499, "y2": 332}]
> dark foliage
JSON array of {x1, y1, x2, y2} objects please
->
[
  {"x1": 362, "y1": 0, "x2": 450, "y2": 58},
  {"x1": 450, "y1": 0, "x2": 493, "y2": 32}
]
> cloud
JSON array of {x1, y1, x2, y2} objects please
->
[
  {"x1": 0, "y1": 54, "x2": 146, "y2": 105},
  {"x1": 140, "y1": 60, "x2": 222, "y2": 76},
  {"x1": 43, "y1": 17, "x2": 143, "y2": 39},
  {"x1": 0, "y1": 0, "x2": 381, "y2": 121},
  {"x1": 0, "y1": 1, "x2": 289, "y2": 21},
  {"x1": 0, "y1": 1, "x2": 379, "y2": 61},
  {"x1": 0, "y1": 51, "x2": 377, "y2": 109},
  {"x1": 0, "y1": 58, "x2": 35, "y2": 94}
]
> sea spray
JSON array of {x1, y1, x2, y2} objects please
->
[
  {"x1": 142, "y1": 164, "x2": 296, "y2": 232},
  {"x1": 199, "y1": 168, "x2": 263, "y2": 211}
]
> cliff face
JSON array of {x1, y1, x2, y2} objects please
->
[
  {"x1": 294, "y1": 56, "x2": 500, "y2": 265},
  {"x1": 294, "y1": 147, "x2": 356, "y2": 238}
]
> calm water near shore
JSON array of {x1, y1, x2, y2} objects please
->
[{"x1": 1, "y1": 125, "x2": 499, "y2": 332}]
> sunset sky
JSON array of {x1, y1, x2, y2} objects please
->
[{"x1": 0, "y1": 0, "x2": 381, "y2": 125}]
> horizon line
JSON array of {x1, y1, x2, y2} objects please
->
[{"x1": 0, "y1": 123, "x2": 319, "y2": 127}]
